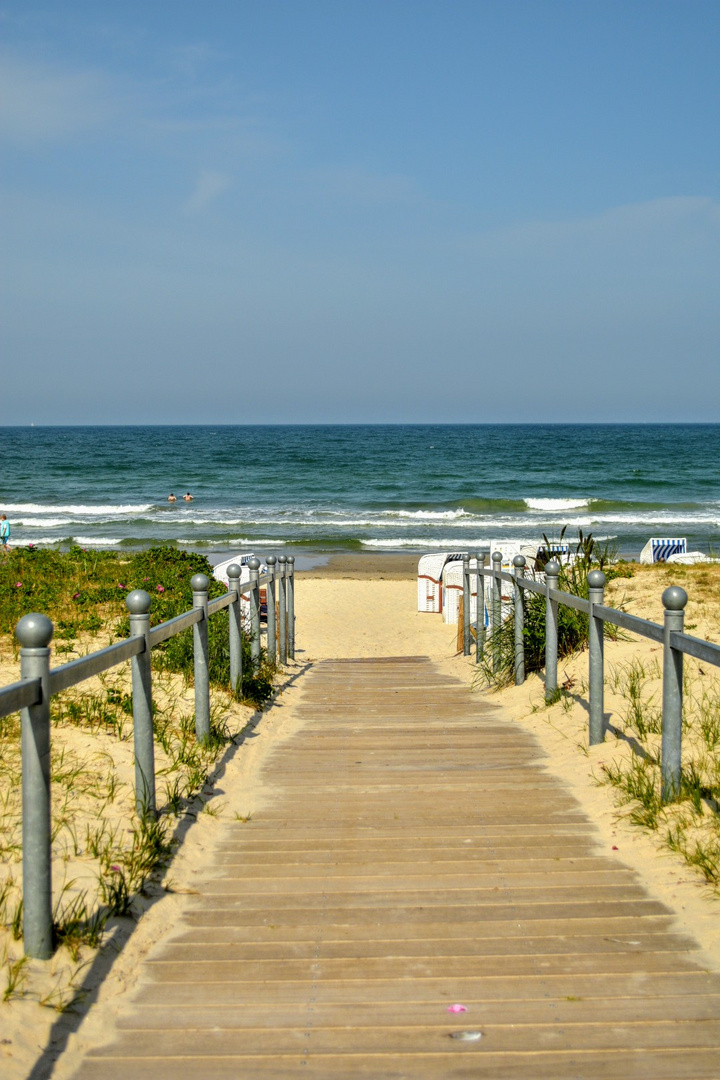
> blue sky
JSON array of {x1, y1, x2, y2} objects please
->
[{"x1": 2, "y1": 0, "x2": 719, "y2": 424}]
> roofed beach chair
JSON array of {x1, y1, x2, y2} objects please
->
[
  {"x1": 483, "y1": 539, "x2": 537, "y2": 625},
  {"x1": 441, "y1": 557, "x2": 482, "y2": 626},
  {"x1": 212, "y1": 552, "x2": 268, "y2": 627},
  {"x1": 417, "y1": 552, "x2": 464, "y2": 613},
  {"x1": 640, "y1": 538, "x2": 687, "y2": 564}
]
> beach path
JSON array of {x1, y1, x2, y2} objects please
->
[{"x1": 70, "y1": 656, "x2": 720, "y2": 1079}]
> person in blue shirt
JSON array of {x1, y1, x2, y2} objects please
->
[{"x1": 0, "y1": 514, "x2": 10, "y2": 554}]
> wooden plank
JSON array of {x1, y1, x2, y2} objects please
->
[
  {"x1": 71, "y1": 1049, "x2": 720, "y2": 1080},
  {"x1": 69, "y1": 656, "x2": 720, "y2": 1080}
]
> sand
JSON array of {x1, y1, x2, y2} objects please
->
[{"x1": 2, "y1": 554, "x2": 720, "y2": 1077}]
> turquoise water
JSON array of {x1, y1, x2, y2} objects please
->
[{"x1": 1, "y1": 424, "x2": 719, "y2": 557}]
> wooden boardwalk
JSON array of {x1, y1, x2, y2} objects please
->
[{"x1": 74, "y1": 657, "x2": 720, "y2": 1079}]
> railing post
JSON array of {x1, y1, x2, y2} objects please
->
[
  {"x1": 265, "y1": 555, "x2": 277, "y2": 664},
  {"x1": 513, "y1": 555, "x2": 526, "y2": 685},
  {"x1": 226, "y1": 563, "x2": 243, "y2": 695},
  {"x1": 462, "y1": 553, "x2": 471, "y2": 656},
  {"x1": 491, "y1": 551, "x2": 502, "y2": 673},
  {"x1": 191, "y1": 573, "x2": 211, "y2": 745},
  {"x1": 17, "y1": 613, "x2": 54, "y2": 959},
  {"x1": 544, "y1": 559, "x2": 560, "y2": 702},
  {"x1": 475, "y1": 551, "x2": 485, "y2": 663},
  {"x1": 287, "y1": 555, "x2": 295, "y2": 660},
  {"x1": 126, "y1": 590, "x2": 156, "y2": 818},
  {"x1": 588, "y1": 570, "x2": 607, "y2": 745},
  {"x1": 661, "y1": 585, "x2": 687, "y2": 802},
  {"x1": 277, "y1": 555, "x2": 287, "y2": 664},
  {"x1": 248, "y1": 558, "x2": 261, "y2": 665}
]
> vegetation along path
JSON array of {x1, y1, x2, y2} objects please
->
[{"x1": 70, "y1": 656, "x2": 720, "y2": 1079}]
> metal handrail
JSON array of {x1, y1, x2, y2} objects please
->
[
  {"x1": 8, "y1": 555, "x2": 295, "y2": 961},
  {"x1": 149, "y1": 607, "x2": 203, "y2": 646},
  {"x1": 49, "y1": 637, "x2": 145, "y2": 696},
  {"x1": 0, "y1": 678, "x2": 41, "y2": 717},
  {"x1": 463, "y1": 550, "x2": 715, "y2": 816}
]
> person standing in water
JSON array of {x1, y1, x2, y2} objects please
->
[
  {"x1": 183, "y1": 492, "x2": 193, "y2": 501},
  {"x1": 168, "y1": 493, "x2": 177, "y2": 502}
]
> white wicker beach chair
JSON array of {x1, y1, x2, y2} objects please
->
[
  {"x1": 417, "y1": 552, "x2": 464, "y2": 613},
  {"x1": 640, "y1": 538, "x2": 687, "y2": 564},
  {"x1": 441, "y1": 557, "x2": 481, "y2": 626},
  {"x1": 212, "y1": 553, "x2": 268, "y2": 630}
]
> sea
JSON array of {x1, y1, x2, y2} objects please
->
[{"x1": 1, "y1": 424, "x2": 719, "y2": 561}]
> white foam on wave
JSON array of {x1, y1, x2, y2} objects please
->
[
  {"x1": 71, "y1": 536, "x2": 126, "y2": 547},
  {"x1": 525, "y1": 498, "x2": 590, "y2": 511},
  {"x1": 10, "y1": 536, "x2": 62, "y2": 546},
  {"x1": 14, "y1": 517, "x2": 72, "y2": 528},
  {"x1": 181, "y1": 516, "x2": 382, "y2": 529},
  {"x1": 388, "y1": 509, "x2": 470, "y2": 521},
  {"x1": 1, "y1": 503, "x2": 154, "y2": 516},
  {"x1": 177, "y1": 537, "x2": 283, "y2": 547},
  {"x1": 362, "y1": 537, "x2": 489, "y2": 549}
]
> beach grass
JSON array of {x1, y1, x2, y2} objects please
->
[{"x1": 0, "y1": 545, "x2": 279, "y2": 1010}]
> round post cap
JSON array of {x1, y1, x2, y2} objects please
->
[
  {"x1": 226, "y1": 563, "x2": 242, "y2": 579},
  {"x1": 126, "y1": 589, "x2": 152, "y2": 614},
  {"x1": 16, "y1": 612, "x2": 54, "y2": 649},
  {"x1": 278, "y1": 554, "x2": 287, "y2": 564},
  {"x1": 492, "y1": 551, "x2": 502, "y2": 564},
  {"x1": 544, "y1": 559, "x2": 561, "y2": 575},
  {"x1": 287, "y1": 555, "x2": 295, "y2": 565},
  {"x1": 587, "y1": 569, "x2": 607, "y2": 589},
  {"x1": 513, "y1": 554, "x2": 526, "y2": 568},
  {"x1": 662, "y1": 585, "x2": 688, "y2": 611},
  {"x1": 191, "y1": 573, "x2": 210, "y2": 592},
  {"x1": 266, "y1": 554, "x2": 277, "y2": 566},
  {"x1": 247, "y1": 558, "x2": 261, "y2": 571}
]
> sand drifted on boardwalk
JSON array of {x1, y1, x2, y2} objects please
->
[{"x1": 2, "y1": 554, "x2": 720, "y2": 1077}]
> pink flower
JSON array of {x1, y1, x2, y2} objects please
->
[
  {"x1": 14, "y1": 582, "x2": 22, "y2": 588},
  {"x1": 27, "y1": 544, "x2": 34, "y2": 550},
  {"x1": 73, "y1": 592, "x2": 80, "y2": 599},
  {"x1": 118, "y1": 583, "x2": 126, "y2": 589},
  {"x1": 143, "y1": 577, "x2": 150, "y2": 582},
  {"x1": 156, "y1": 584, "x2": 165, "y2": 592},
  {"x1": 110, "y1": 865, "x2": 122, "y2": 873}
]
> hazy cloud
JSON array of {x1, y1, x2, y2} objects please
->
[
  {"x1": 184, "y1": 168, "x2": 232, "y2": 211},
  {"x1": 0, "y1": 56, "x2": 114, "y2": 144},
  {"x1": 314, "y1": 166, "x2": 425, "y2": 205}
]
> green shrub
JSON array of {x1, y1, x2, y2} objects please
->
[
  {"x1": 480, "y1": 528, "x2": 627, "y2": 687},
  {"x1": 0, "y1": 545, "x2": 276, "y2": 707}
]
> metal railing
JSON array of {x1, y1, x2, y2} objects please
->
[
  {"x1": 460, "y1": 550, "x2": 720, "y2": 807},
  {"x1": 0, "y1": 555, "x2": 296, "y2": 960}
]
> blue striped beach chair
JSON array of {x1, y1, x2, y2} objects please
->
[{"x1": 640, "y1": 538, "x2": 687, "y2": 564}]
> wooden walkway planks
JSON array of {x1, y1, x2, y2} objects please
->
[{"x1": 72, "y1": 657, "x2": 720, "y2": 1079}]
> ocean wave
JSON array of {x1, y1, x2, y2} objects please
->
[
  {"x1": 362, "y1": 537, "x2": 490, "y2": 549},
  {"x1": 177, "y1": 537, "x2": 284, "y2": 547},
  {"x1": 388, "y1": 509, "x2": 471, "y2": 521},
  {"x1": 71, "y1": 536, "x2": 127, "y2": 547},
  {"x1": 13, "y1": 517, "x2": 73, "y2": 528},
  {"x1": 1, "y1": 503, "x2": 154, "y2": 516},
  {"x1": 525, "y1": 498, "x2": 590, "y2": 511}
]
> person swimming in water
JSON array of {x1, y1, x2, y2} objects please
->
[
  {"x1": 168, "y1": 493, "x2": 177, "y2": 502},
  {"x1": 183, "y1": 492, "x2": 194, "y2": 501}
]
